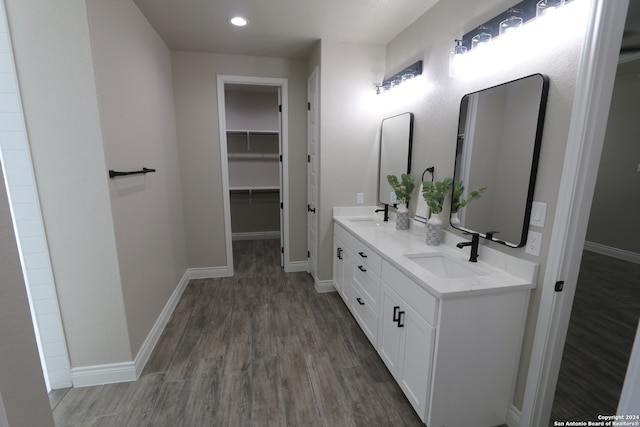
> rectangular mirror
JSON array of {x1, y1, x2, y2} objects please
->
[
  {"x1": 452, "y1": 74, "x2": 549, "y2": 247},
  {"x1": 379, "y1": 112, "x2": 414, "y2": 205}
]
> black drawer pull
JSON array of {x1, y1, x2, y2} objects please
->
[
  {"x1": 393, "y1": 306, "x2": 400, "y2": 322},
  {"x1": 397, "y1": 311, "x2": 405, "y2": 328},
  {"x1": 358, "y1": 251, "x2": 367, "y2": 258},
  {"x1": 337, "y1": 247, "x2": 343, "y2": 260},
  {"x1": 357, "y1": 265, "x2": 367, "y2": 272},
  {"x1": 356, "y1": 297, "x2": 365, "y2": 305}
]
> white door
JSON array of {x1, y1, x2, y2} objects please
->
[{"x1": 307, "y1": 68, "x2": 319, "y2": 278}]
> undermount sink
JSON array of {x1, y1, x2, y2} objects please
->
[
  {"x1": 348, "y1": 217, "x2": 382, "y2": 226},
  {"x1": 406, "y1": 253, "x2": 487, "y2": 279}
]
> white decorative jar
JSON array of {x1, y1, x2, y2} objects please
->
[{"x1": 396, "y1": 204, "x2": 410, "y2": 230}]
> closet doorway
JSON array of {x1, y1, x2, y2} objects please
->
[{"x1": 217, "y1": 76, "x2": 289, "y2": 273}]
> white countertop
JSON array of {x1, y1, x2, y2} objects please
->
[{"x1": 333, "y1": 206, "x2": 538, "y2": 298}]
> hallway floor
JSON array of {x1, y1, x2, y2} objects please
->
[
  {"x1": 550, "y1": 250, "x2": 640, "y2": 424},
  {"x1": 49, "y1": 239, "x2": 424, "y2": 426}
]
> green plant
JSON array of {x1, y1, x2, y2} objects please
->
[
  {"x1": 421, "y1": 178, "x2": 452, "y2": 214},
  {"x1": 451, "y1": 181, "x2": 487, "y2": 213},
  {"x1": 386, "y1": 173, "x2": 415, "y2": 205}
]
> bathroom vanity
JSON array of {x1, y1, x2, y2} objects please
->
[{"x1": 333, "y1": 207, "x2": 538, "y2": 427}]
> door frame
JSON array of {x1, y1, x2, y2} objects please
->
[
  {"x1": 306, "y1": 67, "x2": 319, "y2": 280},
  {"x1": 520, "y1": 0, "x2": 630, "y2": 425},
  {"x1": 216, "y1": 75, "x2": 290, "y2": 272}
]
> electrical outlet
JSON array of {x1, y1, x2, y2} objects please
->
[
  {"x1": 356, "y1": 192, "x2": 364, "y2": 204},
  {"x1": 526, "y1": 230, "x2": 543, "y2": 256}
]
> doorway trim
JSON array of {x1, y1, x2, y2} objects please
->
[
  {"x1": 216, "y1": 75, "x2": 290, "y2": 273},
  {"x1": 519, "y1": 0, "x2": 629, "y2": 425}
]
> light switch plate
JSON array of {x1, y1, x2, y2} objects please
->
[
  {"x1": 356, "y1": 192, "x2": 364, "y2": 204},
  {"x1": 530, "y1": 201, "x2": 547, "y2": 227}
]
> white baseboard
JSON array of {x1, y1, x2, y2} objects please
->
[
  {"x1": 314, "y1": 279, "x2": 336, "y2": 293},
  {"x1": 70, "y1": 270, "x2": 193, "y2": 388},
  {"x1": 286, "y1": 260, "x2": 309, "y2": 273},
  {"x1": 232, "y1": 231, "x2": 279, "y2": 241},
  {"x1": 584, "y1": 241, "x2": 640, "y2": 264},
  {"x1": 507, "y1": 404, "x2": 521, "y2": 427},
  {"x1": 133, "y1": 270, "x2": 191, "y2": 377},
  {"x1": 187, "y1": 266, "x2": 233, "y2": 279},
  {"x1": 70, "y1": 362, "x2": 137, "y2": 388}
]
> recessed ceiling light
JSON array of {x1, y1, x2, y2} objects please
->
[{"x1": 228, "y1": 16, "x2": 249, "y2": 27}]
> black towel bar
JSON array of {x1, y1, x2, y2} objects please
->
[{"x1": 108, "y1": 167, "x2": 156, "y2": 178}]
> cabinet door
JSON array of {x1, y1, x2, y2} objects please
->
[
  {"x1": 332, "y1": 238, "x2": 351, "y2": 305},
  {"x1": 397, "y1": 303, "x2": 434, "y2": 420},
  {"x1": 378, "y1": 284, "x2": 403, "y2": 376}
]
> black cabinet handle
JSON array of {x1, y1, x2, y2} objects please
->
[
  {"x1": 358, "y1": 251, "x2": 367, "y2": 258},
  {"x1": 337, "y1": 248, "x2": 343, "y2": 260},
  {"x1": 393, "y1": 306, "x2": 400, "y2": 322},
  {"x1": 397, "y1": 311, "x2": 405, "y2": 328},
  {"x1": 356, "y1": 297, "x2": 365, "y2": 305},
  {"x1": 358, "y1": 265, "x2": 367, "y2": 272}
]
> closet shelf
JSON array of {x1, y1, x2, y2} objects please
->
[
  {"x1": 228, "y1": 153, "x2": 279, "y2": 160},
  {"x1": 230, "y1": 186, "x2": 280, "y2": 192},
  {"x1": 227, "y1": 129, "x2": 279, "y2": 135}
]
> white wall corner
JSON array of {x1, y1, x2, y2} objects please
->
[
  {"x1": 285, "y1": 260, "x2": 309, "y2": 273},
  {"x1": 314, "y1": 279, "x2": 336, "y2": 294},
  {"x1": 187, "y1": 266, "x2": 233, "y2": 280}
]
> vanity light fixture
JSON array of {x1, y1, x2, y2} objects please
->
[
  {"x1": 228, "y1": 16, "x2": 249, "y2": 26},
  {"x1": 449, "y1": 0, "x2": 574, "y2": 76},
  {"x1": 471, "y1": 27, "x2": 492, "y2": 49},
  {"x1": 376, "y1": 60, "x2": 423, "y2": 95},
  {"x1": 499, "y1": 9, "x2": 524, "y2": 35},
  {"x1": 536, "y1": 0, "x2": 565, "y2": 17}
]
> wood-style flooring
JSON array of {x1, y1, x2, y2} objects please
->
[
  {"x1": 50, "y1": 239, "x2": 425, "y2": 427},
  {"x1": 549, "y1": 250, "x2": 640, "y2": 424}
]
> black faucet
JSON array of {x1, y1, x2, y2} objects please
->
[
  {"x1": 456, "y1": 232, "x2": 480, "y2": 262},
  {"x1": 375, "y1": 204, "x2": 390, "y2": 222}
]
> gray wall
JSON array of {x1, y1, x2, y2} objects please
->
[
  {"x1": 0, "y1": 162, "x2": 54, "y2": 427},
  {"x1": 86, "y1": 0, "x2": 189, "y2": 357},
  {"x1": 171, "y1": 52, "x2": 308, "y2": 267},
  {"x1": 586, "y1": 59, "x2": 640, "y2": 254},
  {"x1": 316, "y1": 40, "x2": 386, "y2": 281}
]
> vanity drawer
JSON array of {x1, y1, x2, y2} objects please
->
[
  {"x1": 352, "y1": 241, "x2": 382, "y2": 277},
  {"x1": 353, "y1": 262, "x2": 380, "y2": 313},
  {"x1": 351, "y1": 283, "x2": 378, "y2": 346},
  {"x1": 381, "y1": 260, "x2": 438, "y2": 326}
]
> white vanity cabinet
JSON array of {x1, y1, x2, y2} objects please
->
[
  {"x1": 333, "y1": 223, "x2": 381, "y2": 346},
  {"x1": 379, "y1": 279, "x2": 435, "y2": 418},
  {"x1": 332, "y1": 213, "x2": 536, "y2": 427}
]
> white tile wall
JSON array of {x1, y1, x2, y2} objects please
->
[{"x1": 0, "y1": 0, "x2": 71, "y2": 390}]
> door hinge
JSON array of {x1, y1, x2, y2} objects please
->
[
  {"x1": 280, "y1": 202, "x2": 283, "y2": 209},
  {"x1": 279, "y1": 104, "x2": 282, "y2": 113},
  {"x1": 307, "y1": 102, "x2": 311, "y2": 111},
  {"x1": 307, "y1": 154, "x2": 310, "y2": 163},
  {"x1": 279, "y1": 154, "x2": 282, "y2": 162},
  {"x1": 307, "y1": 250, "x2": 310, "y2": 258},
  {"x1": 555, "y1": 281, "x2": 564, "y2": 292},
  {"x1": 281, "y1": 247, "x2": 284, "y2": 254}
]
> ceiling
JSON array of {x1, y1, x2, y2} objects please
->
[{"x1": 132, "y1": 0, "x2": 440, "y2": 59}]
